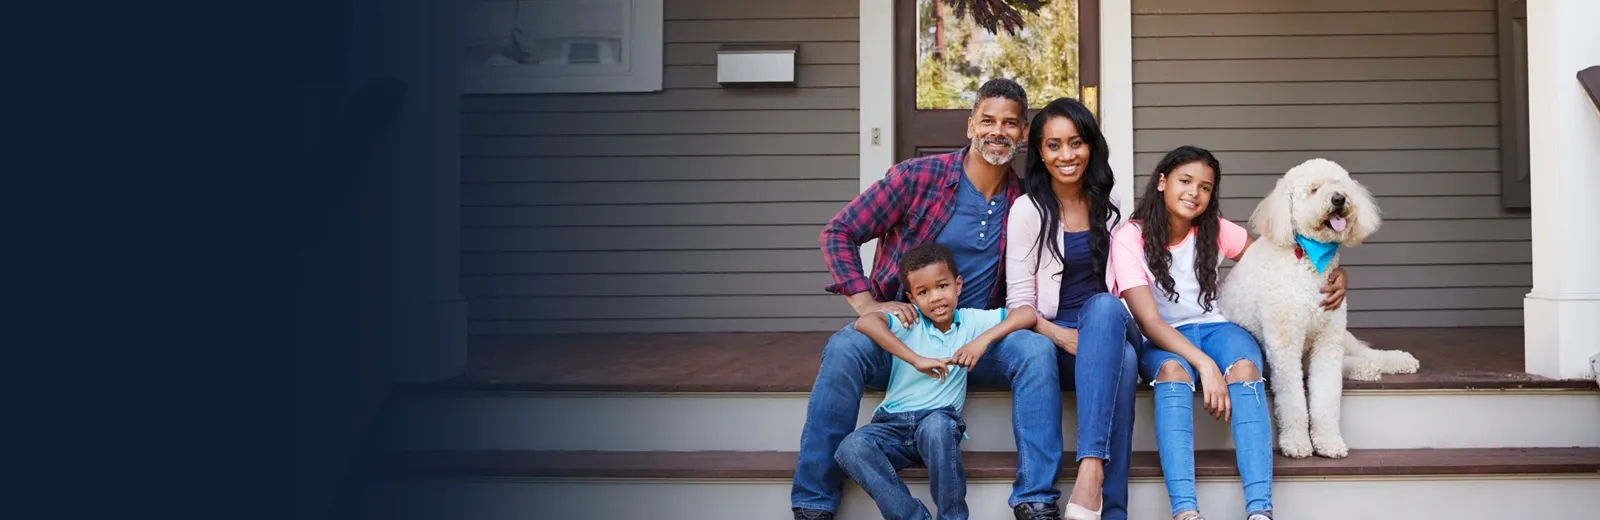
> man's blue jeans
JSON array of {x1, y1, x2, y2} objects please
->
[
  {"x1": 834, "y1": 406, "x2": 968, "y2": 520},
  {"x1": 1051, "y1": 293, "x2": 1143, "y2": 520},
  {"x1": 790, "y1": 325, "x2": 1062, "y2": 512},
  {"x1": 1137, "y1": 321, "x2": 1273, "y2": 518}
]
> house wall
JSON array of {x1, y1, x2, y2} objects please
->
[
  {"x1": 1131, "y1": 0, "x2": 1528, "y2": 327},
  {"x1": 459, "y1": 0, "x2": 861, "y2": 333}
]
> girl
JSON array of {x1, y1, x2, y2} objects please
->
[
  {"x1": 1106, "y1": 146, "x2": 1348, "y2": 520},
  {"x1": 1004, "y1": 97, "x2": 1142, "y2": 520}
]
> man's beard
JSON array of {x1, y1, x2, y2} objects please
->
[{"x1": 973, "y1": 135, "x2": 1016, "y2": 165}]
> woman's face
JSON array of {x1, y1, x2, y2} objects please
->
[
  {"x1": 1038, "y1": 116, "x2": 1090, "y2": 187},
  {"x1": 1159, "y1": 160, "x2": 1216, "y2": 222}
]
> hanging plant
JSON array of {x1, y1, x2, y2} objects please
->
[{"x1": 943, "y1": 0, "x2": 1046, "y2": 35}]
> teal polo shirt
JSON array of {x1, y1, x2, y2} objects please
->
[{"x1": 876, "y1": 307, "x2": 1008, "y2": 415}]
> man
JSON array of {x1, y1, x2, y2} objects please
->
[{"x1": 793, "y1": 78, "x2": 1070, "y2": 520}]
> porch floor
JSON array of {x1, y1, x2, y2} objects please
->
[{"x1": 431, "y1": 327, "x2": 1595, "y2": 393}]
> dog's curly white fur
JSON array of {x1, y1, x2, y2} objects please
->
[{"x1": 1217, "y1": 158, "x2": 1419, "y2": 459}]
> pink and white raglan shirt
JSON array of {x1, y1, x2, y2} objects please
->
[{"x1": 1105, "y1": 218, "x2": 1250, "y2": 327}]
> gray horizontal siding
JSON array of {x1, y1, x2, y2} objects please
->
[
  {"x1": 463, "y1": 88, "x2": 858, "y2": 112},
  {"x1": 1132, "y1": 0, "x2": 1526, "y2": 328},
  {"x1": 462, "y1": 0, "x2": 860, "y2": 334},
  {"x1": 464, "y1": 156, "x2": 858, "y2": 182},
  {"x1": 1133, "y1": 11, "x2": 1494, "y2": 37},
  {"x1": 463, "y1": 250, "x2": 824, "y2": 275},
  {"x1": 1134, "y1": 80, "x2": 1498, "y2": 105},
  {"x1": 1132, "y1": 0, "x2": 1485, "y2": 14},
  {"x1": 464, "y1": 110, "x2": 859, "y2": 136}
]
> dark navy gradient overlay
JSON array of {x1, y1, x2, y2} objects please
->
[{"x1": 6, "y1": 0, "x2": 633, "y2": 518}]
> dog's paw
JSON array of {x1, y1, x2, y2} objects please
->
[
  {"x1": 1278, "y1": 431, "x2": 1314, "y2": 459},
  {"x1": 1342, "y1": 357, "x2": 1382, "y2": 381},
  {"x1": 1312, "y1": 431, "x2": 1349, "y2": 459},
  {"x1": 1377, "y1": 349, "x2": 1420, "y2": 375}
]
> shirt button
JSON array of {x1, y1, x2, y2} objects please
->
[
  {"x1": 980, "y1": 221, "x2": 986, "y2": 225},
  {"x1": 987, "y1": 210, "x2": 993, "y2": 214},
  {"x1": 979, "y1": 233, "x2": 985, "y2": 238}
]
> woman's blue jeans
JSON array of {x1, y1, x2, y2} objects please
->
[
  {"x1": 1137, "y1": 321, "x2": 1274, "y2": 518},
  {"x1": 1051, "y1": 292, "x2": 1143, "y2": 520}
]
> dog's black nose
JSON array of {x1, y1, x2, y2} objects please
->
[{"x1": 1332, "y1": 193, "x2": 1346, "y2": 207}]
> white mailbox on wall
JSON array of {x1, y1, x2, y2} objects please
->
[{"x1": 716, "y1": 44, "x2": 799, "y2": 86}]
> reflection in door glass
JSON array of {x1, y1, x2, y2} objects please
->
[{"x1": 915, "y1": 0, "x2": 1081, "y2": 109}]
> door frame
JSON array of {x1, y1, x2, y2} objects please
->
[
  {"x1": 858, "y1": 0, "x2": 1134, "y2": 217},
  {"x1": 893, "y1": 0, "x2": 1100, "y2": 163}
]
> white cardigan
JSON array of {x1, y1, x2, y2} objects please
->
[{"x1": 1004, "y1": 193, "x2": 1121, "y2": 320}]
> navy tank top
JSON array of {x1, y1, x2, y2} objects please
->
[{"x1": 1055, "y1": 230, "x2": 1102, "y2": 325}]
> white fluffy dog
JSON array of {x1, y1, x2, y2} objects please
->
[{"x1": 1217, "y1": 158, "x2": 1420, "y2": 459}]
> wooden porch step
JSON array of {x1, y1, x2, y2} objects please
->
[
  {"x1": 378, "y1": 447, "x2": 1600, "y2": 480},
  {"x1": 410, "y1": 327, "x2": 1597, "y2": 394}
]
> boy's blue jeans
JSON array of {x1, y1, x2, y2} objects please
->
[
  {"x1": 834, "y1": 406, "x2": 968, "y2": 520},
  {"x1": 791, "y1": 293, "x2": 1140, "y2": 519},
  {"x1": 1137, "y1": 321, "x2": 1274, "y2": 518},
  {"x1": 791, "y1": 326, "x2": 1061, "y2": 512},
  {"x1": 1051, "y1": 292, "x2": 1143, "y2": 520}
]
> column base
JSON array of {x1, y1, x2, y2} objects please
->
[{"x1": 1524, "y1": 292, "x2": 1600, "y2": 380}]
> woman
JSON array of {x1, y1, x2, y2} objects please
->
[{"x1": 1004, "y1": 96, "x2": 1142, "y2": 520}]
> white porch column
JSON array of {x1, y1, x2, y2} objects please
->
[
  {"x1": 351, "y1": 0, "x2": 470, "y2": 383},
  {"x1": 1102, "y1": 0, "x2": 1134, "y2": 212},
  {"x1": 1523, "y1": 0, "x2": 1600, "y2": 380}
]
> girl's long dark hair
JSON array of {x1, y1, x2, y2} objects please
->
[
  {"x1": 1022, "y1": 97, "x2": 1120, "y2": 290},
  {"x1": 1131, "y1": 145, "x2": 1223, "y2": 311}
]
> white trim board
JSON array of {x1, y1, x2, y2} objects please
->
[
  {"x1": 855, "y1": 0, "x2": 1136, "y2": 212},
  {"x1": 1102, "y1": 0, "x2": 1135, "y2": 212},
  {"x1": 857, "y1": 0, "x2": 895, "y2": 273}
]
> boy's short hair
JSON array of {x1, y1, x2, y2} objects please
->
[{"x1": 897, "y1": 242, "x2": 960, "y2": 289}]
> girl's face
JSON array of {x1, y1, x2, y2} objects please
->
[
  {"x1": 1038, "y1": 116, "x2": 1090, "y2": 187},
  {"x1": 1158, "y1": 160, "x2": 1216, "y2": 221}
]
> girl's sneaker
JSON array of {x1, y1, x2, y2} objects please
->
[{"x1": 1246, "y1": 514, "x2": 1273, "y2": 520}]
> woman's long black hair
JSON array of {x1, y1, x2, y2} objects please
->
[
  {"x1": 1022, "y1": 97, "x2": 1120, "y2": 290},
  {"x1": 1130, "y1": 145, "x2": 1223, "y2": 311}
]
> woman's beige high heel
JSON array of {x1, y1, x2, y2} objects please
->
[{"x1": 1064, "y1": 502, "x2": 1101, "y2": 520}]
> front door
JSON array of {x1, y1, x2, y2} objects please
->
[{"x1": 894, "y1": 0, "x2": 1101, "y2": 166}]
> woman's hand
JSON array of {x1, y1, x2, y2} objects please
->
[
  {"x1": 1321, "y1": 267, "x2": 1348, "y2": 310},
  {"x1": 1197, "y1": 360, "x2": 1231, "y2": 421},
  {"x1": 1052, "y1": 326, "x2": 1080, "y2": 355}
]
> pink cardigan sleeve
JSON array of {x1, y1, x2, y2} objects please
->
[{"x1": 1005, "y1": 194, "x2": 1041, "y2": 310}]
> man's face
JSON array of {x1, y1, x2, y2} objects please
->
[
  {"x1": 904, "y1": 262, "x2": 962, "y2": 326},
  {"x1": 967, "y1": 96, "x2": 1026, "y2": 166}
]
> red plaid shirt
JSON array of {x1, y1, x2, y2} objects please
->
[{"x1": 820, "y1": 148, "x2": 1024, "y2": 308}]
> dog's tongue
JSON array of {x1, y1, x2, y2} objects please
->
[{"x1": 1329, "y1": 216, "x2": 1347, "y2": 232}]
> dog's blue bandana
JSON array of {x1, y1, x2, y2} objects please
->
[{"x1": 1293, "y1": 233, "x2": 1340, "y2": 274}]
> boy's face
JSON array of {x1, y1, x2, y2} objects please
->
[{"x1": 903, "y1": 262, "x2": 962, "y2": 325}]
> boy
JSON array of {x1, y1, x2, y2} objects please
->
[{"x1": 833, "y1": 243, "x2": 1038, "y2": 520}]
